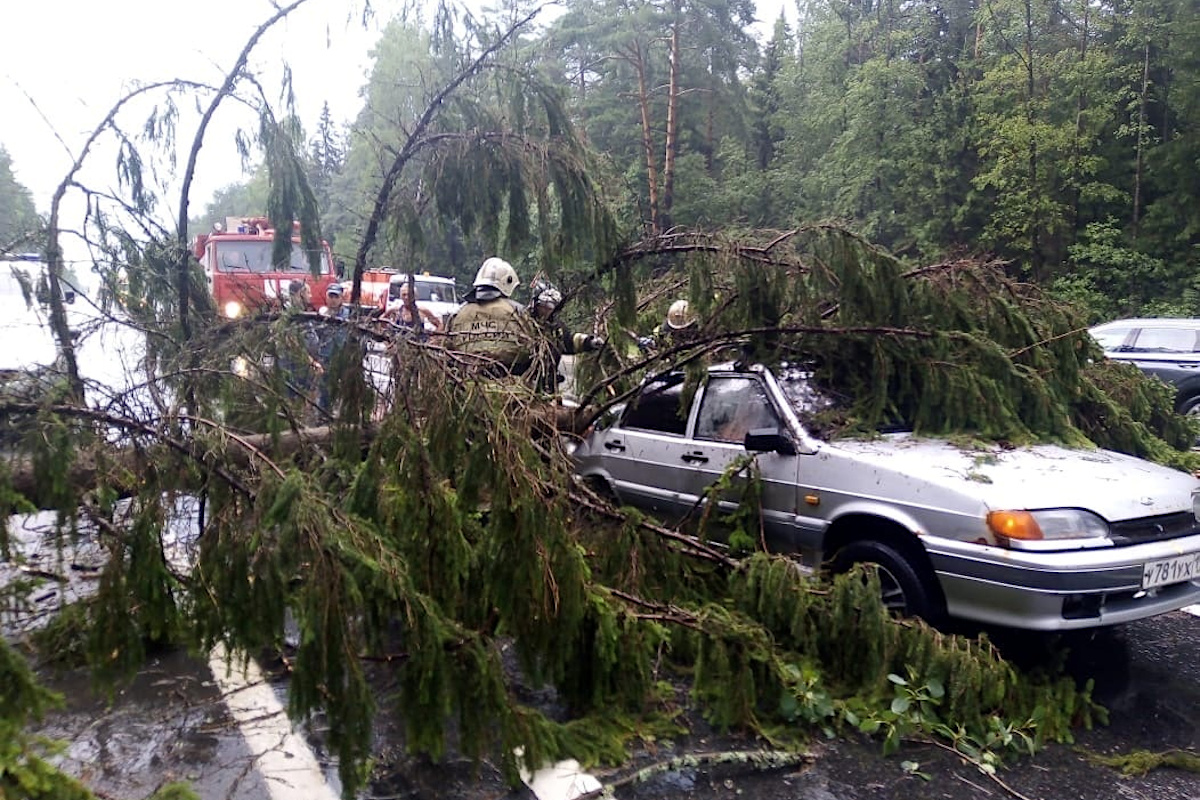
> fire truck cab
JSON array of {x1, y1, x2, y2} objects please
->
[{"x1": 193, "y1": 216, "x2": 337, "y2": 318}]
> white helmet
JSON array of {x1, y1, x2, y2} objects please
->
[
  {"x1": 531, "y1": 280, "x2": 563, "y2": 309},
  {"x1": 666, "y1": 299, "x2": 695, "y2": 330},
  {"x1": 473, "y1": 257, "x2": 519, "y2": 297}
]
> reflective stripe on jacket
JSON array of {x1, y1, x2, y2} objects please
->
[{"x1": 446, "y1": 298, "x2": 537, "y2": 373}]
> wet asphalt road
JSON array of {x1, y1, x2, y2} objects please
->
[{"x1": 11, "y1": 607, "x2": 1198, "y2": 800}]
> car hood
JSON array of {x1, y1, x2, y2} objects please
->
[
  {"x1": 421, "y1": 300, "x2": 461, "y2": 320},
  {"x1": 825, "y1": 435, "x2": 1198, "y2": 522}
]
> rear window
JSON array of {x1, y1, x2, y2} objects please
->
[
  {"x1": 1129, "y1": 326, "x2": 1200, "y2": 354},
  {"x1": 388, "y1": 279, "x2": 458, "y2": 303}
]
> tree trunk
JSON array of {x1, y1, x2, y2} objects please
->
[
  {"x1": 1024, "y1": 0, "x2": 1043, "y2": 281},
  {"x1": 661, "y1": 7, "x2": 682, "y2": 233},
  {"x1": 630, "y1": 41, "x2": 662, "y2": 234},
  {"x1": 1132, "y1": 39, "x2": 1150, "y2": 239}
]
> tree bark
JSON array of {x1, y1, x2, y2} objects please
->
[{"x1": 661, "y1": 5, "x2": 682, "y2": 233}]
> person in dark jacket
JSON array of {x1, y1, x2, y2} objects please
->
[{"x1": 528, "y1": 280, "x2": 605, "y2": 392}]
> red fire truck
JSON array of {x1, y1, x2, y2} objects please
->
[{"x1": 193, "y1": 216, "x2": 338, "y2": 318}]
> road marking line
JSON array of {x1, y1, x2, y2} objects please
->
[
  {"x1": 208, "y1": 644, "x2": 340, "y2": 800},
  {"x1": 1183, "y1": 605, "x2": 1200, "y2": 618}
]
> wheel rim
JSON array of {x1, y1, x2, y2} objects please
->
[{"x1": 874, "y1": 564, "x2": 908, "y2": 614}]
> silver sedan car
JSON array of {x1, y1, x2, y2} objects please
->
[{"x1": 571, "y1": 363, "x2": 1200, "y2": 630}]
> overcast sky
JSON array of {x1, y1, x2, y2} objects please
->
[
  {"x1": 2, "y1": 0, "x2": 390, "y2": 216},
  {"x1": 2, "y1": 0, "x2": 791, "y2": 220}
]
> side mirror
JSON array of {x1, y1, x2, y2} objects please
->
[
  {"x1": 335, "y1": 259, "x2": 346, "y2": 279},
  {"x1": 744, "y1": 427, "x2": 796, "y2": 455}
]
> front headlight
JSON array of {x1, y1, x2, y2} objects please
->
[
  {"x1": 223, "y1": 300, "x2": 244, "y2": 319},
  {"x1": 987, "y1": 508, "x2": 1110, "y2": 549}
]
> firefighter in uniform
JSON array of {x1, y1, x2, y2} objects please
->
[
  {"x1": 445, "y1": 257, "x2": 538, "y2": 376},
  {"x1": 638, "y1": 299, "x2": 697, "y2": 352},
  {"x1": 528, "y1": 280, "x2": 605, "y2": 393}
]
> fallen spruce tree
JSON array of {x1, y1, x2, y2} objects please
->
[{"x1": 3, "y1": 226, "x2": 1197, "y2": 798}]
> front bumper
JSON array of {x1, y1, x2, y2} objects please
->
[{"x1": 925, "y1": 533, "x2": 1200, "y2": 630}]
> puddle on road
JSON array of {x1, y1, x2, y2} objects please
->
[
  {"x1": 29, "y1": 645, "x2": 344, "y2": 800},
  {"x1": 3, "y1": 501, "x2": 346, "y2": 799}
]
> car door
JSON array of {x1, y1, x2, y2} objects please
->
[
  {"x1": 600, "y1": 375, "x2": 697, "y2": 518},
  {"x1": 677, "y1": 374, "x2": 802, "y2": 551}
]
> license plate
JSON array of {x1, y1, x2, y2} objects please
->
[{"x1": 1142, "y1": 552, "x2": 1200, "y2": 589}]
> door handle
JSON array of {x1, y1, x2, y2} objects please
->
[
  {"x1": 604, "y1": 439, "x2": 626, "y2": 452},
  {"x1": 681, "y1": 451, "x2": 709, "y2": 464}
]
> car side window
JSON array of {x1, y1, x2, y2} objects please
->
[
  {"x1": 622, "y1": 378, "x2": 687, "y2": 435},
  {"x1": 1091, "y1": 326, "x2": 1132, "y2": 352},
  {"x1": 695, "y1": 377, "x2": 781, "y2": 444},
  {"x1": 1131, "y1": 327, "x2": 1200, "y2": 354}
]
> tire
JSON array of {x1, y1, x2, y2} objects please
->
[
  {"x1": 583, "y1": 474, "x2": 619, "y2": 504},
  {"x1": 1178, "y1": 394, "x2": 1200, "y2": 417},
  {"x1": 831, "y1": 539, "x2": 941, "y2": 622}
]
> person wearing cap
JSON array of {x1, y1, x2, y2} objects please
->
[
  {"x1": 319, "y1": 282, "x2": 351, "y2": 320},
  {"x1": 445, "y1": 257, "x2": 538, "y2": 375}
]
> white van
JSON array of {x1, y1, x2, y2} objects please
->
[{"x1": 385, "y1": 273, "x2": 461, "y2": 328}]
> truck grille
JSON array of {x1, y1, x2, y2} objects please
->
[{"x1": 1109, "y1": 512, "x2": 1200, "y2": 546}]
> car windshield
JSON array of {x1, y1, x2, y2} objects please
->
[
  {"x1": 216, "y1": 242, "x2": 331, "y2": 275},
  {"x1": 773, "y1": 365, "x2": 911, "y2": 437},
  {"x1": 1090, "y1": 326, "x2": 1131, "y2": 352},
  {"x1": 388, "y1": 279, "x2": 457, "y2": 303}
]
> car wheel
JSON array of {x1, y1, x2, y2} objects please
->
[
  {"x1": 831, "y1": 539, "x2": 941, "y2": 621},
  {"x1": 1179, "y1": 395, "x2": 1200, "y2": 416},
  {"x1": 583, "y1": 475, "x2": 618, "y2": 504}
]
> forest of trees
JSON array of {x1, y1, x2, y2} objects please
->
[
  {"x1": 3, "y1": 0, "x2": 1200, "y2": 797},
  {"x1": 188, "y1": 0, "x2": 1200, "y2": 323}
]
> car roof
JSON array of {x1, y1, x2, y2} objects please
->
[
  {"x1": 388, "y1": 273, "x2": 454, "y2": 284},
  {"x1": 1091, "y1": 318, "x2": 1200, "y2": 331}
]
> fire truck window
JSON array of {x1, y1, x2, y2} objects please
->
[{"x1": 220, "y1": 249, "x2": 248, "y2": 270}]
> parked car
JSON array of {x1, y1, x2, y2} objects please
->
[
  {"x1": 1089, "y1": 318, "x2": 1200, "y2": 415},
  {"x1": 571, "y1": 362, "x2": 1200, "y2": 631}
]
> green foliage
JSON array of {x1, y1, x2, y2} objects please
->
[
  {"x1": 14, "y1": 3, "x2": 1200, "y2": 796},
  {"x1": 0, "y1": 146, "x2": 42, "y2": 251},
  {"x1": 0, "y1": 639, "x2": 94, "y2": 799},
  {"x1": 1085, "y1": 748, "x2": 1200, "y2": 776},
  {"x1": 146, "y1": 784, "x2": 201, "y2": 800}
]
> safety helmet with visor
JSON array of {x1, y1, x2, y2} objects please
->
[
  {"x1": 666, "y1": 299, "x2": 695, "y2": 330},
  {"x1": 473, "y1": 257, "x2": 519, "y2": 298},
  {"x1": 531, "y1": 279, "x2": 563, "y2": 310}
]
